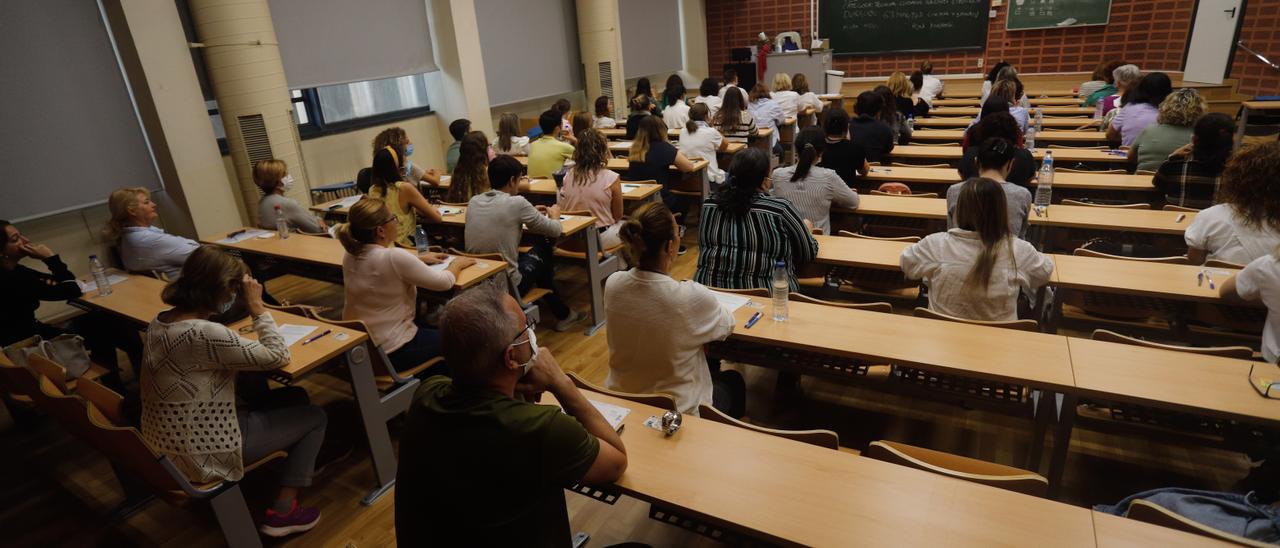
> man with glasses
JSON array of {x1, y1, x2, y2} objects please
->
[{"x1": 395, "y1": 284, "x2": 627, "y2": 547}]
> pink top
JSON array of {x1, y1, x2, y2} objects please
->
[
  {"x1": 342, "y1": 245, "x2": 456, "y2": 353},
  {"x1": 559, "y1": 168, "x2": 622, "y2": 227}
]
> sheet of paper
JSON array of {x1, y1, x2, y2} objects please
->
[
  {"x1": 590, "y1": 400, "x2": 631, "y2": 432},
  {"x1": 217, "y1": 229, "x2": 272, "y2": 244},
  {"x1": 276, "y1": 324, "x2": 318, "y2": 347},
  {"x1": 78, "y1": 272, "x2": 131, "y2": 293},
  {"x1": 621, "y1": 184, "x2": 642, "y2": 192},
  {"x1": 712, "y1": 292, "x2": 751, "y2": 312},
  {"x1": 427, "y1": 255, "x2": 455, "y2": 271},
  {"x1": 439, "y1": 175, "x2": 452, "y2": 184},
  {"x1": 332, "y1": 195, "x2": 363, "y2": 209},
  {"x1": 439, "y1": 206, "x2": 463, "y2": 216}
]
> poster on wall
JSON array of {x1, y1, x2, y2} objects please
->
[{"x1": 1006, "y1": 0, "x2": 1112, "y2": 31}]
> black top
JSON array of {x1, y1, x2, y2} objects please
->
[
  {"x1": 848, "y1": 114, "x2": 896, "y2": 163},
  {"x1": 624, "y1": 140, "x2": 678, "y2": 187},
  {"x1": 818, "y1": 139, "x2": 870, "y2": 188},
  {"x1": 624, "y1": 113, "x2": 649, "y2": 140},
  {"x1": 958, "y1": 146, "x2": 1038, "y2": 188},
  {"x1": 893, "y1": 96, "x2": 914, "y2": 119},
  {"x1": 0, "y1": 255, "x2": 82, "y2": 346}
]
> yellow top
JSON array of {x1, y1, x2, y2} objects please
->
[{"x1": 368, "y1": 181, "x2": 416, "y2": 246}]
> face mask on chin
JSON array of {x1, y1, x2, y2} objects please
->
[{"x1": 281, "y1": 174, "x2": 295, "y2": 192}]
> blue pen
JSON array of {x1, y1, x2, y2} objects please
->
[{"x1": 744, "y1": 311, "x2": 763, "y2": 329}]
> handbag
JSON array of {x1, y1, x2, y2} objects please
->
[{"x1": 2, "y1": 334, "x2": 93, "y2": 379}]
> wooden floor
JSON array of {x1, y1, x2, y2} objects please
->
[{"x1": 0, "y1": 232, "x2": 1255, "y2": 547}]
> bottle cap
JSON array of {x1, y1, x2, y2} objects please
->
[{"x1": 89, "y1": 254, "x2": 98, "y2": 259}]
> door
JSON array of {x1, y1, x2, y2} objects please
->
[{"x1": 1183, "y1": 0, "x2": 1244, "y2": 84}]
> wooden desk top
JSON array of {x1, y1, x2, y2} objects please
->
[
  {"x1": 934, "y1": 98, "x2": 1084, "y2": 107},
  {"x1": 599, "y1": 127, "x2": 774, "y2": 140},
  {"x1": 891, "y1": 144, "x2": 1128, "y2": 164},
  {"x1": 309, "y1": 202, "x2": 597, "y2": 236},
  {"x1": 725, "y1": 295, "x2": 1077, "y2": 390},
  {"x1": 556, "y1": 391, "x2": 1097, "y2": 547},
  {"x1": 843, "y1": 195, "x2": 1193, "y2": 235},
  {"x1": 514, "y1": 156, "x2": 709, "y2": 173},
  {"x1": 1068, "y1": 337, "x2": 1280, "y2": 426},
  {"x1": 932, "y1": 106, "x2": 1094, "y2": 116},
  {"x1": 1242, "y1": 101, "x2": 1280, "y2": 110},
  {"x1": 1050, "y1": 254, "x2": 1232, "y2": 303},
  {"x1": 525, "y1": 178, "x2": 663, "y2": 201},
  {"x1": 944, "y1": 89, "x2": 1077, "y2": 99},
  {"x1": 1091, "y1": 510, "x2": 1237, "y2": 547},
  {"x1": 915, "y1": 117, "x2": 1096, "y2": 129},
  {"x1": 608, "y1": 140, "x2": 746, "y2": 154},
  {"x1": 911, "y1": 129, "x2": 1108, "y2": 144},
  {"x1": 846, "y1": 194, "x2": 948, "y2": 219},
  {"x1": 813, "y1": 234, "x2": 909, "y2": 270},
  {"x1": 202, "y1": 230, "x2": 505, "y2": 290},
  {"x1": 863, "y1": 166, "x2": 1153, "y2": 191}
]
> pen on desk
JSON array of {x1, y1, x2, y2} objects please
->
[
  {"x1": 226, "y1": 228, "x2": 247, "y2": 239},
  {"x1": 616, "y1": 423, "x2": 625, "y2": 434},
  {"x1": 1197, "y1": 270, "x2": 1204, "y2": 287},
  {"x1": 1204, "y1": 270, "x2": 1215, "y2": 290},
  {"x1": 744, "y1": 311, "x2": 762, "y2": 329},
  {"x1": 301, "y1": 329, "x2": 332, "y2": 345},
  {"x1": 1174, "y1": 213, "x2": 1186, "y2": 223}
]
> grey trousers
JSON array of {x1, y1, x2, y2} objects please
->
[{"x1": 238, "y1": 386, "x2": 327, "y2": 488}]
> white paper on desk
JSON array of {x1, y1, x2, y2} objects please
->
[
  {"x1": 440, "y1": 175, "x2": 452, "y2": 184},
  {"x1": 712, "y1": 292, "x2": 751, "y2": 313},
  {"x1": 427, "y1": 256, "x2": 455, "y2": 271},
  {"x1": 590, "y1": 400, "x2": 631, "y2": 432},
  {"x1": 439, "y1": 206, "x2": 462, "y2": 215},
  {"x1": 78, "y1": 273, "x2": 130, "y2": 293},
  {"x1": 333, "y1": 195, "x2": 363, "y2": 209},
  {"x1": 277, "y1": 324, "x2": 318, "y2": 347},
  {"x1": 621, "y1": 184, "x2": 642, "y2": 192},
  {"x1": 217, "y1": 229, "x2": 271, "y2": 244}
]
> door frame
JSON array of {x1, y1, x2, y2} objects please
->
[{"x1": 1181, "y1": 0, "x2": 1249, "y2": 82}]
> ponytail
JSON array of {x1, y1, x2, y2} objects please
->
[
  {"x1": 618, "y1": 202, "x2": 677, "y2": 267},
  {"x1": 336, "y1": 223, "x2": 365, "y2": 255},
  {"x1": 953, "y1": 178, "x2": 1011, "y2": 292},
  {"x1": 687, "y1": 103, "x2": 710, "y2": 135},
  {"x1": 339, "y1": 198, "x2": 392, "y2": 256},
  {"x1": 790, "y1": 126, "x2": 827, "y2": 182}
]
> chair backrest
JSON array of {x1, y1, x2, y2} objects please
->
[
  {"x1": 836, "y1": 230, "x2": 921, "y2": 243},
  {"x1": 1057, "y1": 168, "x2": 1126, "y2": 174},
  {"x1": 710, "y1": 287, "x2": 769, "y2": 298},
  {"x1": 1204, "y1": 259, "x2": 1244, "y2": 269},
  {"x1": 863, "y1": 440, "x2": 1048, "y2": 497},
  {"x1": 31, "y1": 375, "x2": 94, "y2": 440},
  {"x1": 698, "y1": 404, "x2": 839, "y2": 450},
  {"x1": 1090, "y1": 329, "x2": 1255, "y2": 359},
  {"x1": 0, "y1": 357, "x2": 41, "y2": 400},
  {"x1": 1135, "y1": 169, "x2": 1157, "y2": 176},
  {"x1": 27, "y1": 354, "x2": 71, "y2": 394},
  {"x1": 79, "y1": 401, "x2": 187, "y2": 496},
  {"x1": 567, "y1": 371, "x2": 678, "y2": 411},
  {"x1": 1048, "y1": 144, "x2": 1106, "y2": 150},
  {"x1": 912, "y1": 307, "x2": 1039, "y2": 332},
  {"x1": 77, "y1": 375, "x2": 126, "y2": 426},
  {"x1": 1072, "y1": 248, "x2": 1191, "y2": 265},
  {"x1": 1125, "y1": 499, "x2": 1272, "y2": 548},
  {"x1": 1061, "y1": 199, "x2": 1150, "y2": 209},
  {"x1": 1161, "y1": 204, "x2": 1200, "y2": 212},
  {"x1": 889, "y1": 162, "x2": 951, "y2": 169},
  {"x1": 313, "y1": 317, "x2": 403, "y2": 380},
  {"x1": 870, "y1": 190, "x2": 939, "y2": 198},
  {"x1": 790, "y1": 293, "x2": 893, "y2": 313}
]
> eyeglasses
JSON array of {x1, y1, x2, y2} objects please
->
[
  {"x1": 381, "y1": 215, "x2": 398, "y2": 226},
  {"x1": 509, "y1": 317, "x2": 536, "y2": 346}
]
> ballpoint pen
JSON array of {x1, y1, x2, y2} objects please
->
[{"x1": 744, "y1": 311, "x2": 763, "y2": 329}]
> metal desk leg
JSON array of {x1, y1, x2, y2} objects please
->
[
  {"x1": 1027, "y1": 390, "x2": 1051, "y2": 470},
  {"x1": 1046, "y1": 392, "x2": 1079, "y2": 500},
  {"x1": 581, "y1": 228, "x2": 617, "y2": 336},
  {"x1": 345, "y1": 344, "x2": 399, "y2": 505}
]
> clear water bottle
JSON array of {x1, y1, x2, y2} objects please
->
[
  {"x1": 906, "y1": 115, "x2": 915, "y2": 132},
  {"x1": 1034, "y1": 108, "x2": 1044, "y2": 132},
  {"x1": 1025, "y1": 126, "x2": 1037, "y2": 152},
  {"x1": 274, "y1": 204, "x2": 290, "y2": 239},
  {"x1": 414, "y1": 225, "x2": 430, "y2": 254},
  {"x1": 89, "y1": 255, "x2": 112, "y2": 296},
  {"x1": 770, "y1": 260, "x2": 789, "y2": 322},
  {"x1": 1035, "y1": 151, "x2": 1055, "y2": 208}
]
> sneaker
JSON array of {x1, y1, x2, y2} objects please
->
[
  {"x1": 677, "y1": 245, "x2": 688, "y2": 256},
  {"x1": 554, "y1": 310, "x2": 586, "y2": 332},
  {"x1": 260, "y1": 500, "x2": 321, "y2": 538}
]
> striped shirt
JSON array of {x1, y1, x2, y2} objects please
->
[
  {"x1": 712, "y1": 110, "x2": 757, "y2": 142},
  {"x1": 769, "y1": 165, "x2": 860, "y2": 235},
  {"x1": 695, "y1": 193, "x2": 819, "y2": 291}
]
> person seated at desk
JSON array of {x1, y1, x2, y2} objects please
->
[
  {"x1": 696, "y1": 147, "x2": 818, "y2": 291},
  {"x1": 446, "y1": 119, "x2": 469, "y2": 174},
  {"x1": 632, "y1": 77, "x2": 661, "y2": 117},
  {"x1": 791, "y1": 73, "x2": 823, "y2": 127},
  {"x1": 467, "y1": 155, "x2": 585, "y2": 331},
  {"x1": 373, "y1": 126, "x2": 442, "y2": 188},
  {"x1": 140, "y1": 246, "x2": 326, "y2": 538},
  {"x1": 1108, "y1": 72, "x2": 1172, "y2": 148},
  {"x1": 918, "y1": 60, "x2": 944, "y2": 106},
  {"x1": 908, "y1": 71, "x2": 933, "y2": 119},
  {"x1": 559, "y1": 129, "x2": 624, "y2": 249},
  {"x1": 693, "y1": 77, "x2": 723, "y2": 119},
  {"x1": 818, "y1": 107, "x2": 870, "y2": 188},
  {"x1": 950, "y1": 138, "x2": 1034, "y2": 238},
  {"x1": 105, "y1": 186, "x2": 199, "y2": 280},
  {"x1": 255, "y1": 159, "x2": 325, "y2": 234},
  {"x1": 604, "y1": 202, "x2": 743, "y2": 417},
  {"x1": 593, "y1": 95, "x2": 618, "y2": 129},
  {"x1": 848, "y1": 91, "x2": 895, "y2": 164},
  {"x1": 445, "y1": 131, "x2": 492, "y2": 203},
  {"x1": 718, "y1": 67, "x2": 750, "y2": 105},
  {"x1": 748, "y1": 83, "x2": 786, "y2": 154},
  {"x1": 1096, "y1": 64, "x2": 1141, "y2": 121},
  {"x1": 976, "y1": 79, "x2": 1029, "y2": 133},
  {"x1": 660, "y1": 73, "x2": 686, "y2": 110},
  {"x1": 368, "y1": 146, "x2": 443, "y2": 247},
  {"x1": 493, "y1": 113, "x2": 530, "y2": 156},
  {"x1": 551, "y1": 98, "x2": 577, "y2": 146},
  {"x1": 1129, "y1": 88, "x2": 1204, "y2": 172},
  {"x1": 624, "y1": 94, "x2": 657, "y2": 140},
  {"x1": 1186, "y1": 142, "x2": 1280, "y2": 266},
  {"x1": 338, "y1": 198, "x2": 473, "y2": 373},
  {"x1": 394, "y1": 285, "x2": 627, "y2": 547},
  {"x1": 624, "y1": 115, "x2": 698, "y2": 251},
  {"x1": 678, "y1": 103, "x2": 728, "y2": 193},
  {"x1": 1154, "y1": 113, "x2": 1236, "y2": 210},
  {"x1": 903, "y1": 178, "x2": 1053, "y2": 322},
  {"x1": 770, "y1": 72, "x2": 800, "y2": 120},
  {"x1": 959, "y1": 109, "x2": 1036, "y2": 188},
  {"x1": 889, "y1": 71, "x2": 924, "y2": 121},
  {"x1": 661, "y1": 82, "x2": 691, "y2": 130},
  {"x1": 711, "y1": 86, "x2": 757, "y2": 143},
  {"x1": 1221, "y1": 248, "x2": 1280, "y2": 364},
  {"x1": 770, "y1": 126, "x2": 860, "y2": 235},
  {"x1": 1080, "y1": 60, "x2": 1117, "y2": 105},
  {"x1": 571, "y1": 112, "x2": 593, "y2": 143},
  {"x1": 873, "y1": 85, "x2": 912, "y2": 145},
  {"x1": 527, "y1": 110, "x2": 576, "y2": 178},
  {"x1": 2, "y1": 220, "x2": 143, "y2": 391}
]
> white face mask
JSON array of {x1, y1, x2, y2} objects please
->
[
  {"x1": 280, "y1": 174, "x2": 295, "y2": 191},
  {"x1": 510, "y1": 325, "x2": 538, "y2": 374},
  {"x1": 218, "y1": 295, "x2": 236, "y2": 314}
]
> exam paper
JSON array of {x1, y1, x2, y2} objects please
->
[
  {"x1": 218, "y1": 229, "x2": 272, "y2": 244},
  {"x1": 277, "y1": 324, "x2": 318, "y2": 347},
  {"x1": 590, "y1": 400, "x2": 631, "y2": 432},
  {"x1": 712, "y1": 292, "x2": 751, "y2": 312},
  {"x1": 428, "y1": 256, "x2": 455, "y2": 271},
  {"x1": 333, "y1": 195, "x2": 363, "y2": 209}
]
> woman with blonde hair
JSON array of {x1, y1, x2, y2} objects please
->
[
  {"x1": 492, "y1": 113, "x2": 529, "y2": 156},
  {"x1": 371, "y1": 126, "x2": 442, "y2": 187},
  {"x1": 368, "y1": 146, "x2": 443, "y2": 247},
  {"x1": 338, "y1": 198, "x2": 474, "y2": 372},
  {"x1": 445, "y1": 131, "x2": 491, "y2": 203},
  {"x1": 254, "y1": 159, "x2": 325, "y2": 233},
  {"x1": 886, "y1": 72, "x2": 916, "y2": 116},
  {"x1": 770, "y1": 72, "x2": 800, "y2": 119},
  {"x1": 559, "y1": 129, "x2": 624, "y2": 248},
  {"x1": 105, "y1": 186, "x2": 198, "y2": 279},
  {"x1": 1129, "y1": 88, "x2": 1206, "y2": 172},
  {"x1": 626, "y1": 115, "x2": 698, "y2": 244}
]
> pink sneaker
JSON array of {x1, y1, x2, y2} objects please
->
[{"x1": 259, "y1": 500, "x2": 321, "y2": 538}]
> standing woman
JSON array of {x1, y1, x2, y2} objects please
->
[
  {"x1": 696, "y1": 148, "x2": 818, "y2": 291},
  {"x1": 901, "y1": 178, "x2": 1053, "y2": 321},
  {"x1": 368, "y1": 146, "x2": 443, "y2": 247},
  {"x1": 445, "y1": 132, "x2": 491, "y2": 203},
  {"x1": 678, "y1": 103, "x2": 729, "y2": 193},
  {"x1": 255, "y1": 159, "x2": 325, "y2": 234},
  {"x1": 106, "y1": 187, "x2": 199, "y2": 279},
  {"x1": 140, "y1": 246, "x2": 326, "y2": 537},
  {"x1": 626, "y1": 115, "x2": 698, "y2": 242},
  {"x1": 338, "y1": 198, "x2": 474, "y2": 372},
  {"x1": 712, "y1": 86, "x2": 756, "y2": 142},
  {"x1": 559, "y1": 129, "x2": 625, "y2": 249},
  {"x1": 769, "y1": 126, "x2": 860, "y2": 234},
  {"x1": 493, "y1": 113, "x2": 530, "y2": 156}
]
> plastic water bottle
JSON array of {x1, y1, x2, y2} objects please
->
[
  {"x1": 274, "y1": 204, "x2": 290, "y2": 239},
  {"x1": 1035, "y1": 151, "x2": 1055, "y2": 208},
  {"x1": 89, "y1": 255, "x2": 112, "y2": 296},
  {"x1": 1025, "y1": 126, "x2": 1037, "y2": 152},
  {"x1": 1035, "y1": 108, "x2": 1044, "y2": 132},
  {"x1": 906, "y1": 115, "x2": 915, "y2": 132},
  {"x1": 771, "y1": 260, "x2": 789, "y2": 322},
  {"x1": 414, "y1": 225, "x2": 430, "y2": 254}
]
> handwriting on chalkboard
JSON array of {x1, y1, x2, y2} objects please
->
[
  {"x1": 837, "y1": 0, "x2": 984, "y2": 33},
  {"x1": 821, "y1": 0, "x2": 988, "y2": 54}
]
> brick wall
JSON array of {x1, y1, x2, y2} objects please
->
[{"x1": 1231, "y1": 0, "x2": 1280, "y2": 97}]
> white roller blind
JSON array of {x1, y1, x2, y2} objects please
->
[
  {"x1": 0, "y1": 0, "x2": 162, "y2": 221},
  {"x1": 268, "y1": 0, "x2": 438, "y2": 90},
  {"x1": 619, "y1": 0, "x2": 683, "y2": 78},
  {"x1": 475, "y1": 0, "x2": 583, "y2": 106}
]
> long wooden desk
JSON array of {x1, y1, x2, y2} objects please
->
[
  {"x1": 932, "y1": 106, "x2": 1095, "y2": 117},
  {"x1": 608, "y1": 140, "x2": 746, "y2": 155},
  {"x1": 890, "y1": 144, "x2": 1128, "y2": 165},
  {"x1": 421, "y1": 177, "x2": 663, "y2": 203},
  {"x1": 1236, "y1": 100, "x2": 1280, "y2": 148},
  {"x1": 515, "y1": 155, "x2": 710, "y2": 175},
  {"x1": 944, "y1": 89, "x2": 1078, "y2": 99},
  {"x1": 863, "y1": 166, "x2": 1154, "y2": 192},
  {"x1": 934, "y1": 97, "x2": 1085, "y2": 107},
  {"x1": 599, "y1": 127, "x2": 775, "y2": 141},
  {"x1": 915, "y1": 117, "x2": 1097, "y2": 129},
  {"x1": 844, "y1": 194, "x2": 1194, "y2": 236},
  {"x1": 910, "y1": 129, "x2": 1109, "y2": 145}
]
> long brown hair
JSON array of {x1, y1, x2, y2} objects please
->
[
  {"x1": 336, "y1": 198, "x2": 393, "y2": 256},
  {"x1": 570, "y1": 129, "x2": 608, "y2": 183},
  {"x1": 629, "y1": 115, "x2": 668, "y2": 162},
  {"x1": 713, "y1": 86, "x2": 747, "y2": 132},
  {"x1": 686, "y1": 102, "x2": 710, "y2": 134},
  {"x1": 953, "y1": 177, "x2": 1011, "y2": 292},
  {"x1": 571, "y1": 111, "x2": 593, "y2": 141},
  {"x1": 103, "y1": 187, "x2": 149, "y2": 243},
  {"x1": 496, "y1": 113, "x2": 520, "y2": 152},
  {"x1": 160, "y1": 245, "x2": 248, "y2": 313},
  {"x1": 618, "y1": 202, "x2": 677, "y2": 267},
  {"x1": 446, "y1": 131, "x2": 490, "y2": 203}
]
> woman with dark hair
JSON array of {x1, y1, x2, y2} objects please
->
[
  {"x1": 661, "y1": 74, "x2": 686, "y2": 109},
  {"x1": 1185, "y1": 141, "x2": 1280, "y2": 265},
  {"x1": 960, "y1": 107, "x2": 1035, "y2": 186},
  {"x1": 1108, "y1": 72, "x2": 1173, "y2": 146},
  {"x1": 625, "y1": 94, "x2": 656, "y2": 140},
  {"x1": 792, "y1": 73, "x2": 823, "y2": 126},
  {"x1": 1085, "y1": 60, "x2": 1129, "y2": 107},
  {"x1": 662, "y1": 81, "x2": 690, "y2": 129},
  {"x1": 873, "y1": 85, "x2": 911, "y2": 145},
  {"x1": 494, "y1": 113, "x2": 530, "y2": 156},
  {"x1": 552, "y1": 98, "x2": 576, "y2": 145},
  {"x1": 678, "y1": 102, "x2": 728, "y2": 191},
  {"x1": 571, "y1": 111, "x2": 593, "y2": 142},
  {"x1": 446, "y1": 131, "x2": 491, "y2": 203},
  {"x1": 949, "y1": 137, "x2": 1034, "y2": 237},
  {"x1": 748, "y1": 83, "x2": 786, "y2": 152},
  {"x1": 1079, "y1": 61, "x2": 1112, "y2": 101},
  {"x1": 633, "y1": 77, "x2": 661, "y2": 116},
  {"x1": 368, "y1": 146, "x2": 443, "y2": 246},
  {"x1": 902, "y1": 178, "x2": 1052, "y2": 321},
  {"x1": 817, "y1": 107, "x2": 870, "y2": 187},
  {"x1": 711, "y1": 86, "x2": 756, "y2": 142},
  {"x1": 770, "y1": 126, "x2": 860, "y2": 234},
  {"x1": 1154, "y1": 112, "x2": 1236, "y2": 210},
  {"x1": 593, "y1": 96, "x2": 617, "y2": 129},
  {"x1": 695, "y1": 148, "x2": 818, "y2": 290},
  {"x1": 848, "y1": 91, "x2": 895, "y2": 163},
  {"x1": 693, "y1": 78, "x2": 723, "y2": 118},
  {"x1": 560, "y1": 129, "x2": 625, "y2": 248},
  {"x1": 980, "y1": 61, "x2": 1011, "y2": 101},
  {"x1": 909, "y1": 70, "x2": 932, "y2": 116}
]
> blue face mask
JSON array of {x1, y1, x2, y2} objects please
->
[{"x1": 405, "y1": 143, "x2": 414, "y2": 157}]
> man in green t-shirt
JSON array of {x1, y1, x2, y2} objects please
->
[
  {"x1": 396, "y1": 285, "x2": 627, "y2": 547},
  {"x1": 527, "y1": 110, "x2": 576, "y2": 178}
]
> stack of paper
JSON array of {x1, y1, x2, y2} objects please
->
[
  {"x1": 590, "y1": 400, "x2": 631, "y2": 432},
  {"x1": 439, "y1": 206, "x2": 463, "y2": 216},
  {"x1": 428, "y1": 256, "x2": 455, "y2": 271}
]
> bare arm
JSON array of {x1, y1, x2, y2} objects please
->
[
  {"x1": 401, "y1": 183, "x2": 442, "y2": 224},
  {"x1": 517, "y1": 350, "x2": 626, "y2": 485},
  {"x1": 609, "y1": 179, "x2": 624, "y2": 222},
  {"x1": 674, "y1": 151, "x2": 697, "y2": 173}
]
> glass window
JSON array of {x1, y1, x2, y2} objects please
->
[{"x1": 316, "y1": 73, "x2": 431, "y2": 123}]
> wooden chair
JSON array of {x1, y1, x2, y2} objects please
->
[
  {"x1": 836, "y1": 230, "x2": 921, "y2": 243},
  {"x1": 1161, "y1": 204, "x2": 1200, "y2": 212},
  {"x1": 697, "y1": 403, "x2": 841, "y2": 450},
  {"x1": 566, "y1": 371, "x2": 677, "y2": 411},
  {"x1": 447, "y1": 248, "x2": 551, "y2": 313},
  {"x1": 913, "y1": 307, "x2": 1039, "y2": 332},
  {"x1": 1072, "y1": 248, "x2": 1191, "y2": 265},
  {"x1": 889, "y1": 162, "x2": 951, "y2": 169},
  {"x1": 1057, "y1": 167, "x2": 1127, "y2": 174},
  {"x1": 825, "y1": 232, "x2": 923, "y2": 302},
  {"x1": 553, "y1": 210, "x2": 625, "y2": 260},
  {"x1": 1205, "y1": 259, "x2": 1245, "y2": 269},
  {"x1": 1090, "y1": 329, "x2": 1254, "y2": 359},
  {"x1": 1048, "y1": 144, "x2": 1107, "y2": 150},
  {"x1": 1061, "y1": 199, "x2": 1151, "y2": 209},
  {"x1": 1125, "y1": 499, "x2": 1273, "y2": 547},
  {"x1": 26, "y1": 354, "x2": 107, "y2": 394},
  {"x1": 316, "y1": 317, "x2": 442, "y2": 391},
  {"x1": 863, "y1": 440, "x2": 1048, "y2": 497},
  {"x1": 76, "y1": 375, "x2": 126, "y2": 426},
  {"x1": 1060, "y1": 249, "x2": 1187, "y2": 330},
  {"x1": 869, "y1": 190, "x2": 939, "y2": 198}
]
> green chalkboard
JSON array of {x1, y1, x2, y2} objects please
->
[
  {"x1": 1006, "y1": 0, "x2": 1112, "y2": 30},
  {"x1": 819, "y1": 0, "x2": 989, "y2": 55}
]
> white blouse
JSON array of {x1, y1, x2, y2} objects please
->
[{"x1": 900, "y1": 229, "x2": 1054, "y2": 321}]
